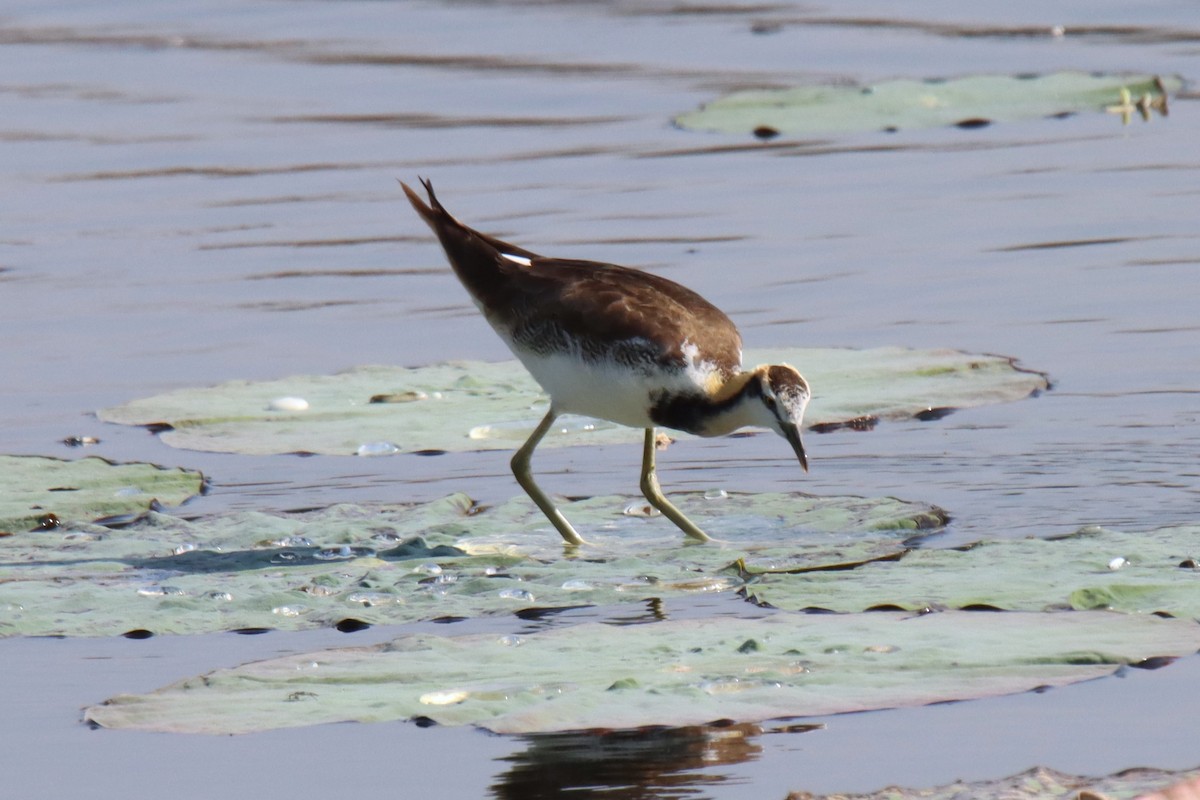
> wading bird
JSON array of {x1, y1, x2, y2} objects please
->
[{"x1": 404, "y1": 179, "x2": 810, "y2": 545}]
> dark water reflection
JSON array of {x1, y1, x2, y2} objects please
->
[{"x1": 497, "y1": 723, "x2": 769, "y2": 800}]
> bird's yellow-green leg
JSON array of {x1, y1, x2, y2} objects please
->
[
  {"x1": 511, "y1": 409, "x2": 585, "y2": 546},
  {"x1": 639, "y1": 427, "x2": 711, "y2": 543}
]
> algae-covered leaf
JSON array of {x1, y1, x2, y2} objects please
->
[
  {"x1": 675, "y1": 72, "x2": 1183, "y2": 136},
  {"x1": 748, "y1": 525, "x2": 1200, "y2": 617},
  {"x1": 0, "y1": 491, "x2": 929, "y2": 638},
  {"x1": 7, "y1": 479, "x2": 1196, "y2": 639},
  {"x1": 0, "y1": 455, "x2": 203, "y2": 532},
  {"x1": 96, "y1": 347, "x2": 1047, "y2": 456},
  {"x1": 83, "y1": 610, "x2": 1200, "y2": 735}
]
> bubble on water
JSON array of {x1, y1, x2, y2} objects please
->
[
  {"x1": 282, "y1": 535, "x2": 314, "y2": 547},
  {"x1": 137, "y1": 585, "x2": 185, "y2": 597},
  {"x1": 62, "y1": 435, "x2": 101, "y2": 447},
  {"x1": 267, "y1": 396, "x2": 309, "y2": 412},
  {"x1": 623, "y1": 501, "x2": 658, "y2": 518},
  {"x1": 206, "y1": 591, "x2": 233, "y2": 601},
  {"x1": 498, "y1": 588, "x2": 536, "y2": 603},
  {"x1": 345, "y1": 591, "x2": 399, "y2": 607},
  {"x1": 412, "y1": 562, "x2": 443, "y2": 576},
  {"x1": 314, "y1": 545, "x2": 376, "y2": 561},
  {"x1": 1108, "y1": 556, "x2": 1128, "y2": 571},
  {"x1": 470, "y1": 416, "x2": 612, "y2": 441},
  {"x1": 704, "y1": 488, "x2": 728, "y2": 500},
  {"x1": 260, "y1": 535, "x2": 314, "y2": 548},
  {"x1": 420, "y1": 689, "x2": 469, "y2": 706},
  {"x1": 173, "y1": 543, "x2": 198, "y2": 555},
  {"x1": 272, "y1": 605, "x2": 307, "y2": 617},
  {"x1": 497, "y1": 634, "x2": 523, "y2": 646},
  {"x1": 468, "y1": 424, "x2": 498, "y2": 440},
  {"x1": 554, "y1": 417, "x2": 607, "y2": 436},
  {"x1": 561, "y1": 579, "x2": 595, "y2": 591},
  {"x1": 356, "y1": 441, "x2": 400, "y2": 457},
  {"x1": 697, "y1": 677, "x2": 741, "y2": 695},
  {"x1": 697, "y1": 677, "x2": 780, "y2": 695}
]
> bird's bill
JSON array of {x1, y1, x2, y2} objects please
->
[{"x1": 782, "y1": 423, "x2": 809, "y2": 473}]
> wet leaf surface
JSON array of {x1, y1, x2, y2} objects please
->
[
  {"x1": 0, "y1": 491, "x2": 929, "y2": 638},
  {"x1": 5, "y1": 478, "x2": 1199, "y2": 641},
  {"x1": 747, "y1": 524, "x2": 1200, "y2": 617},
  {"x1": 83, "y1": 610, "x2": 1200, "y2": 735},
  {"x1": 96, "y1": 347, "x2": 1048, "y2": 456},
  {"x1": 0, "y1": 455, "x2": 203, "y2": 532}
]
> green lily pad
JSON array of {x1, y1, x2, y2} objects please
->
[
  {"x1": 6, "y1": 477, "x2": 1196, "y2": 639},
  {"x1": 747, "y1": 525, "x2": 1200, "y2": 617},
  {"x1": 0, "y1": 491, "x2": 932, "y2": 638},
  {"x1": 96, "y1": 347, "x2": 1047, "y2": 456},
  {"x1": 0, "y1": 455, "x2": 203, "y2": 532},
  {"x1": 674, "y1": 72, "x2": 1183, "y2": 135},
  {"x1": 83, "y1": 609, "x2": 1200, "y2": 735}
]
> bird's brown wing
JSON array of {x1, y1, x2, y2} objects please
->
[
  {"x1": 494, "y1": 257, "x2": 743, "y2": 375},
  {"x1": 403, "y1": 179, "x2": 741, "y2": 374}
]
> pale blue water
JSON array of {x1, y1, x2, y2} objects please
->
[{"x1": 2, "y1": 1, "x2": 1198, "y2": 797}]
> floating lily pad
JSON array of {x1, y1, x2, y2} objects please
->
[
  {"x1": 0, "y1": 455, "x2": 203, "y2": 532},
  {"x1": 747, "y1": 524, "x2": 1200, "y2": 617},
  {"x1": 83, "y1": 609, "x2": 1200, "y2": 735},
  {"x1": 6, "y1": 479, "x2": 1198, "y2": 638},
  {"x1": 96, "y1": 347, "x2": 1047, "y2": 456},
  {"x1": 0, "y1": 491, "x2": 932, "y2": 638},
  {"x1": 674, "y1": 72, "x2": 1183, "y2": 136}
]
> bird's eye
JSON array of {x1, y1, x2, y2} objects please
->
[{"x1": 763, "y1": 396, "x2": 777, "y2": 411}]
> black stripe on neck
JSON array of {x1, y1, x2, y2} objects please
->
[{"x1": 648, "y1": 379, "x2": 760, "y2": 436}]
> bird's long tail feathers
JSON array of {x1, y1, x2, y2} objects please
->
[
  {"x1": 401, "y1": 178, "x2": 538, "y2": 273},
  {"x1": 400, "y1": 177, "x2": 447, "y2": 230}
]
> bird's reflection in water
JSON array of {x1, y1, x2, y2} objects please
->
[{"x1": 491, "y1": 721, "x2": 779, "y2": 799}]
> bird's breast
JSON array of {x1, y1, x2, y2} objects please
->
[{"x1": 505, "y1": 343, "x2": 724, "y2": 430}]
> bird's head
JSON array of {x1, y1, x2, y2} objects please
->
[{"x1": 750, "y1": 364, "x2": 811, "y2": 472}]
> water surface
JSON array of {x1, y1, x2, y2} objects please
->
[{"x1": 2, "y1": 0, "x2": 1198, "y2": 796}]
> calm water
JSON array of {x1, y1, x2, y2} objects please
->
[{"x1": 2, "y1": 0, "x2": 1198, "y2": 797}]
